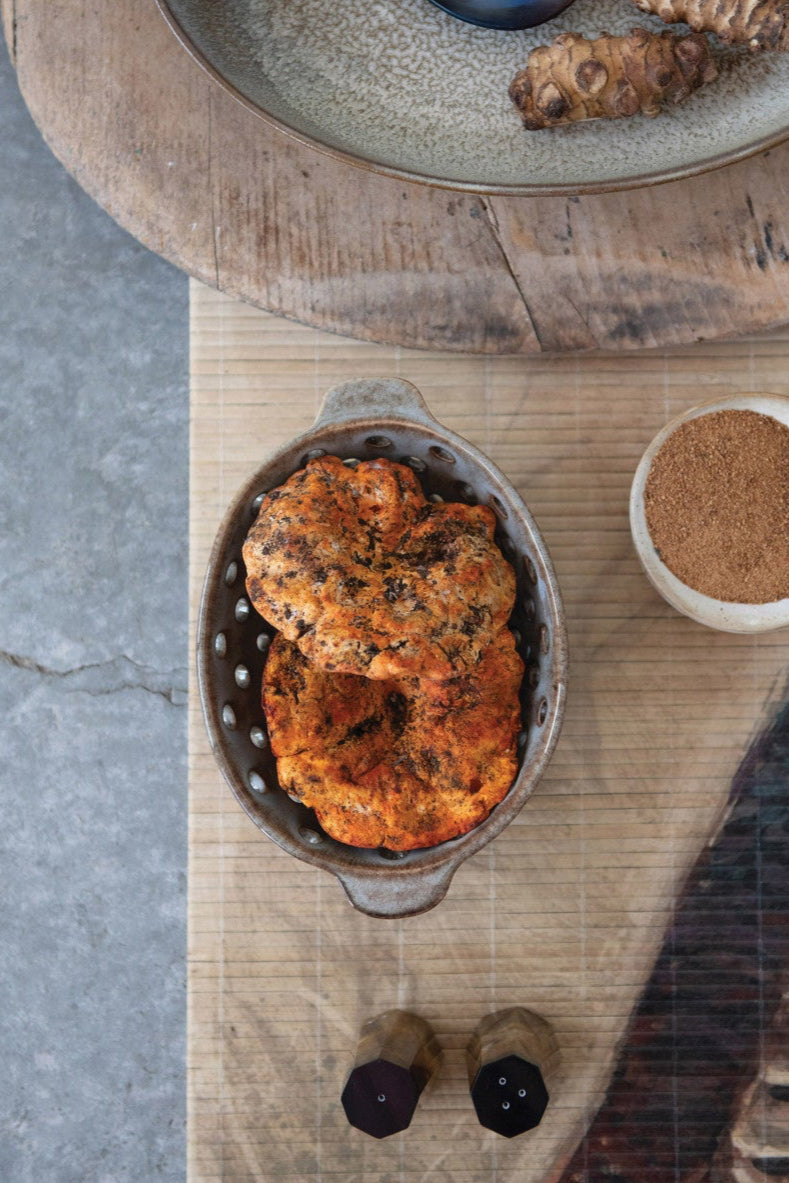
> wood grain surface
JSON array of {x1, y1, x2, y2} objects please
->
[
  {"x1": 188, "y1": 282, "x2": 789, "y2": 1181},
  {"x1": 5, "y1": 0, "x2": 789, "y2": 354}
]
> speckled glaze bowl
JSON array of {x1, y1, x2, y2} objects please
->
[
  {"x1": 156, "y1": 0, "x2": 789, "y2": 194},
  {"x1": 630, "y1": 392, "x2": 789, "y2": 633},
  {"x1": 197, "y1": 378, "x2": 567, "y2": 918}
]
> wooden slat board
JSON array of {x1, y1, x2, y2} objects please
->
[
  {"x1": 189, "y1": 281, "x2": 789, "y2": 1181},
  {"x1": 7, "y1": 0, "x2": 789, "y2": 354}
]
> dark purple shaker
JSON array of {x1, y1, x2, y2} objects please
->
[{"x1": 341, "y1": 1010, "x2": 442, "y2": 1138}]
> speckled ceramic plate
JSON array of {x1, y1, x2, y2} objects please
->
[{"x1": 158, "y1": 0, "x2": 789, "y2": 194}]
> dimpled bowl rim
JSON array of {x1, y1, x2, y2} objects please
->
[{"x1": 629, "y1": 392, "x2": 789, "y2": 634}]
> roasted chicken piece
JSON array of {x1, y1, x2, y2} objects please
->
[
  {"x1": 243, "y1": 456, "x2": 516, "y2": 682},
  {"x1": 263, "y1": 630, "x2": 524, "y2": 851}
]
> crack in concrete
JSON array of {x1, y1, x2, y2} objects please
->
[
  {"x1": 74, "y1": 681, "x2": 186, "y2": 707},
  {"x1": 0, "y1": 648, "x2": 187, "y2": 706}
]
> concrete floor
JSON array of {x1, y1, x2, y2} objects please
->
[{"x1": 0, "y1": 32, "x2": 188, "y2": 1183}]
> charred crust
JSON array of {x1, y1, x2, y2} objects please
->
[{"x1": 244, "y1": 456, "x2": 516, "y2": 682}]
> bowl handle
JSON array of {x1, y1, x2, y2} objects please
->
[
  {"x1": 313, "y1": 377, "x2": 438, "y2": 430},
  {"x1": 336, "y1": 863, "x2": 457, "y2": 919}
]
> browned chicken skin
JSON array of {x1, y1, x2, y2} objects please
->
[
  {"x1": 243, "y1": 456, "x2": 516, "y2": 681},
  {"x1": 263, "y1": 631, "x2": 524, "y2": 851}
]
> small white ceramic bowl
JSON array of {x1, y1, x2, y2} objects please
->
[{"x1": 629, "y1": 392, "x2": 789, "y2": 634}]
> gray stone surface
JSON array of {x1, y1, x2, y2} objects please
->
[{"x1": 0, "y1": 32, "x2": 188, "y2": 1183}]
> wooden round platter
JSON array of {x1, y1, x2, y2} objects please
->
[{"x1": 5, "y1": 0, "x2": 789, "y2": 353}]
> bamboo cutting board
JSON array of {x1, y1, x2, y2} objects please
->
[{"x1": 188, "y1": 282, "x2": 789, "y2": 1182}]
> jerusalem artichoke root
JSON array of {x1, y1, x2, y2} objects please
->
[
  {"x1": 629, "y1": 0, "x2": 789, "y2": 51},
  {"x1": 509, "y1": 28, "x2": 717, "y2": 129}
]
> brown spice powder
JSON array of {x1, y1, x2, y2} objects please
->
[{"x1": 644, "y1": 409, "x2": 789, "y2": 604}]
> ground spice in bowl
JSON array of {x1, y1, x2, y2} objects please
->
[{"x1": 643, "y1": 408, "x2": 789, "y2": 604}]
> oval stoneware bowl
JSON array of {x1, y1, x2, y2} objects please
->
[{"x1": 197, "y1": 378, "x2": 567, "y2": 918}]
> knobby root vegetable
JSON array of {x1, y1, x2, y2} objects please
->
[
  {"x1": 509, "y1": 28, "x2": 717, "y2": 129},
  {"x1": 630, "y1": 0, "x2": 789, "y2": 50}
]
